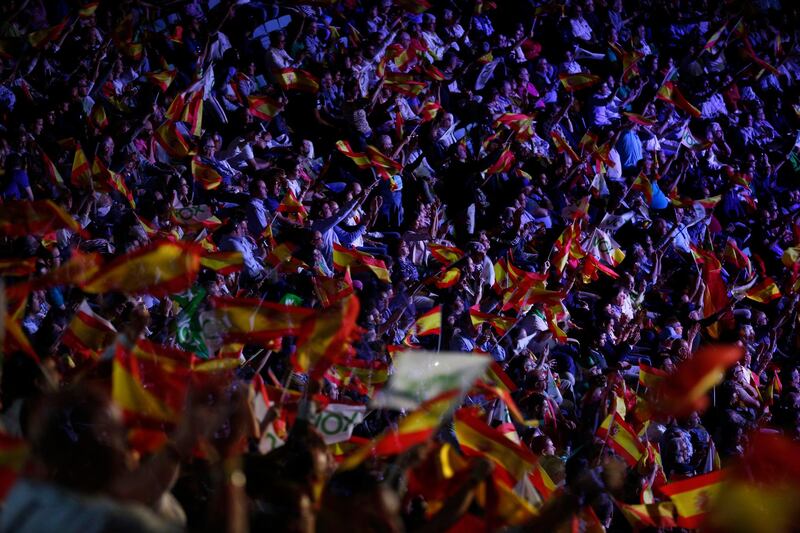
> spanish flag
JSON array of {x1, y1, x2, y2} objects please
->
[
  {"x1": 155, "y1": 121, "x2": 193, "y2": 159},
  {"x1": 145, "y1": 68, "x2": 177, "y2": 92},
  {"x1": 38, "y1": 146, "x2": 63, "y2": 187},
  {"x1": 455, "y1": 408, "x2": 538, "y2": 485},
  {"x1": 112, "y1": 342, "x2": 190, "y2": 426},
  {"x1": 332, "y1": 243, "x2": 391, "y2": 283},
  {"x1": 0, "y1": 200, "x2": 85, "y2": 237},
  {"x1": 61, "y1": 300, "x2": 117, "y2": 357},
  {"x1": 427, "y1": 243, "x2": 463, "y2": 265},
  {"x1": 191, "y1": 157, "x2": 223, "y2": 190},
  {"x1": 293, "y1": 294, "x2": 360, "y2": 378},
  {"x1": 0, "y1": 257, "x2": 36, "y2": 277},
  {"x1": 550, "y1": 130, "x2": 579, "y2": 162},
  {"x1": 274, "y1": 68, "x2": 319, "y2": 93},
  {"x1": 703, "y1": 21, "x2": 728, "y2": 50},
  {"x1": 420, "y1": 101, "x2": 442, "y2": 122},
  {"x1": 486, "y1": 148, "x2": 515, "y2": 175},
  {"x1": 200, "y1": 250, "x2": 243, "y2": 275},
  {"x1": 623, "y1": 112, "x2": 656, "y2": 127},
  {"x1": 595, "y1": 412, "x2": 644, "y2": 466},
  {"x1": 638, "y1": 363, "x2": 668, "y2": 389},
  {"x1": 469, "y1": 308, "x2": 516, "y2": 336},
  {"x1": 248, "y1": 95, "x2": 281, "y2": 120},
  {"x1": 745, "y1": 276, "x2": 781, "y2": 303},
  {"x1": 78, "y1": 2, "x2": 100, "y2": 18},
  {"x1": 365, "y1": 145, "x2": 403, "y2": 177},
  {"x1": 529, "y1": 462, "x2": 558, "y2": 501},
  {"x1": 30, "y1": 251, "x2": 101, "y2": 290},
  {"x1": 631, "y1": 173, "x2": 653, "y2": 203},
  {"x1": 181, "y1": 89, "x2": 204, "y2": 138},
  {"x1": 412, "y1": 305, "x2": 441, "y2": 336},
  {"x1": 88, "y1": 103, "x2": 109, "y2": 130},
  {"x1": 277, "y1": 190, "x2": 308, "y2": 222},
  {"x1": 211, "y1": 296, "x2": 315, "y2": 343},
  {"x1": 615, "y1": 499, "x2": 677, "y2": 529},
  {"x1": 71, "y1": 144, "x2": 92, "y2": 189},
  {"x1": 659, "y1": 470, "x2": 725, "y2": 528},
  {"x1": 552, "y1": 219, "x2": 582, "y2": 275},
  {"x1": 27, "y1": 19, "x2": 68, "y2": 49},
  {"x1": 82, "y1": 241, "x2": 203, "y2": 296},
  {"x1": 384, "y1": 78, "x2": 427, "y2": 97},
  {"x1": 656, "y1": 82, "x2": 701, "y2": 118},
  {"x1": 265, "y1": 243, "x2": 309, "y2": 273},
  {"x1": 431, "y1": 268, "x2": 460, "y2": 288},
  {"x1": 394, "y1": 0, "x2": 432, "y2": 13},
  {"x1": 558, "y1": 72, "x2": 601, "y2": 92},
  {"x1": 339, "y1": 390, "x2": 459, "y2": 470},
  {"x1": 335, "y1": 140, "x2": 371, "y2": 169},
  {"x1": 654, "y1": 345, "x2": 742, "y2": 417},
  {"x1": 495, "y1": 113, "x2": 536, "y2": 141}
]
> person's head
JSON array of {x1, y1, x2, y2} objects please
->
[
  {"x1": 250, "y1": 179, "x2": 267, "y2": 199},
  {"x1": 270, "y1": 30, "x2": 287, "y2": 49},
  {"x1": 530, "y1": 435, "x2": 557, "y2": 456}
]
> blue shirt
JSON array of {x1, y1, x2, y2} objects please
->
[{"x1": 616, "y1": 130, "x2": 643, "y2": 170}]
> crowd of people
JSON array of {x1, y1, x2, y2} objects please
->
[{"x1": 1, "y1": 0, "x2": 800, "y2": 530}]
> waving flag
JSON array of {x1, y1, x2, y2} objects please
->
[
  {"x1": 200, "y1": 251, "x2": 244, "y2": 275},
  {"x1": 495, "y1": 113, "x2": 536, "y2": 141},
  {"x1": 212, "y1": 296, "x2": 314, "y2": 342},
  {"x1": 704, "y1": 21, "x2": 728, "y2": 50},
  {"x1": 248, "y1": 95, "x2": 281, "y2": 120},
  {"x1": 0, "y1": 200, "x2": 85, "y2": 237},
  {"x1": 191, "y1": 157, "x2": 223, "y2": 190},
  {"x1": 654, "y1": 345, "x2": 742, "y2": 416},
  {"x1": 469, "y1": 308, "x2": 515, "y2": 336},
  {"x1": 274, "y1": 68, "x2": 319, "y2": 93},
  {"x1": 82, "y1": 241, "x2": 203, "y2": 296},
  {"x1": 487, "y1": 148, "x2": 516, "y2": 175},
  {"x1": 410, "y1": 305, "x2": 442, "y2": 337},
  {"x1": 0, "y1": 258, "x2": 36, "y2": 278},
  {"x1": 155, "y1": 121, "x2": 193, "y2": 159},
  {"x1": 550, "y1": 130, "x2": 579, "y2": 162},
  {"x1": 277, "y1": 190, "x2": 308, "y2": 222},
  {"x1": 373, "y1": 350, "x2": 490, "y2": 410},
  {"x1": 145, "y1": 68, "x2": 177, "y2": 92},
  {"x1": 638, "y1": 363, "x2": 668, "y2": 388},
  {"x1": 558, "y1": 72, "x2": 601, "y2": 92},
  {"x1": 30, "y1": 251, "x2": 101, "y2": 290},
  {"x1": 38, "y1": 146, "x2": 64, "y2": 187},
  {"x1": 333, "y1": 243, "x2": 390, "y2": 282},
  {"x1": 335, "y1": 140, "x2": 371, "y2": 168},
  {"x1": 71, "y1": 144, "x2": 92, "y2": 189},
  {"x1": 293, "y1": 295, "x2": 360, "y2": 378},
  {"x1": 61, "y1": 301, "x2": 117, "y2": 358},
  {"x1": 27, "y1": 19, "x2": 68, "y2": 49},
  {"x1": 455, "y1": 408, "x2": 538, "y2": 484},
  {"x1": 745, "y1": 277, "x2": 781, "y2": 303},
  {"x1": 659, "y1": 470, "x2": 725, "y2": 528},
  {"x1": 596, "y1": 412, "x2": 645, "y2": 466},
  {"x1": 656, "y1": 82, "x2": 701, "y2": 118},
  {"x1": 420, "y1": 101, "x2": 442, "y2": 122}
]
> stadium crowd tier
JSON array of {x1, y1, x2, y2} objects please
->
[{"x1": 0, "y1": 0, "x2": 800, "y2": 531}]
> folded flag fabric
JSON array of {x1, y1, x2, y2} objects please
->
[{"x1": 596, "y1": 412, "x2": 645, "y2": 466}]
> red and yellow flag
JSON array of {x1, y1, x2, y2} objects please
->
[
  {"x1": 411, "y1": 305, "x2": 441, "y2": 336},
  {"x1": 335, "y1": 140, "x2": 371, "y2": 169},
  {"x1": 200, "y1": 250, "x2": 244, "y2": 275},
  {"x1": 248, "y1": 95, "x2": 281, "y2": 120},
  {"x1": 71, "y1": 144, "x2": 93, "y2": 189},
  {"x1": 155, "y1": 121, "x2": 193, "y2": 159},
  {"x1": 596, "y1": 412, "x2": 644, "y2": 466},
  {"x1": 277, "y1": 190, "x2": 308, "y2": 222},
  {"x1": 81, "y1": 241, "x2": 203, "y2": 296},
  {"x1": 638, "y1": 363, "x2": 668, "y2": 389},
  {"x1": 654, "y1": 345, "x2": 742, "y2": 416},
  {"x1": 61, "y1": 301, "x2": 117, "y2": 357},
  {"x1": 420, "y1": 101, "x2": 442, "y2": 122},
  {"x1": 455, "y1": 408, "x2": 538, "y2": 485},
  {"x1": 78, "y1": 2, "x2": 100, "y2": 18},
  {"x1": 745, "y1": 277, "x2": 781, "y2": 303},
  {"x1": 28, "y1": 19, "x2": 68, "y2": 49},
  {"x1": 427, "y1": 243, "x2": 463, "y2": 265},
  {"x1": 486, "y1": 148, "x2": 515, "y2": 175},
  {"x1": 0, "y1": 200, "x2": 85, "y2": 237},
  {"x1": 616, "y1": 499, "x2": 677, "y2": 529},
  {"x1": 558, "y1": 72, "x2": 601, "y2": 92},
  {"x1": 659, "y1": 470, "x2": 725, "y2": 528},
  {"x1": 191, "y1": 157, "x2": 223, "y2": 190},
  {"x1": 0, "y1": 257, "x2": 36, "y2": 278},
  {"x1": 469, "y1": 308, "x2": 516, "y2": 336},
  {"x1": 30, "y1": 251, "x2": 101, "y2": 290},
  {"x1": 212, "y1": 296, "x2": 315, "y2": 343},
  {"x1": 145, "y1": 68, "x2": 177, "y2": 92},
  {"x1": 656, "y1": 82, "x2": 701, "y2": 118},
  {"x1": 38, "y1": 146, "x2": 64, "y2": 187},
  {"x1": 274, "y1": 68, "x2": 320, "y2": 93},
  {"x1": 293, "y1": 294, "x2": 360, "y2": 378},
  {"x1": 550, "y1": 130, "x2": 579, "y2": 162},
  {"x1": 333, "y1": 243, "x2": 391, "y2": 283}
]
